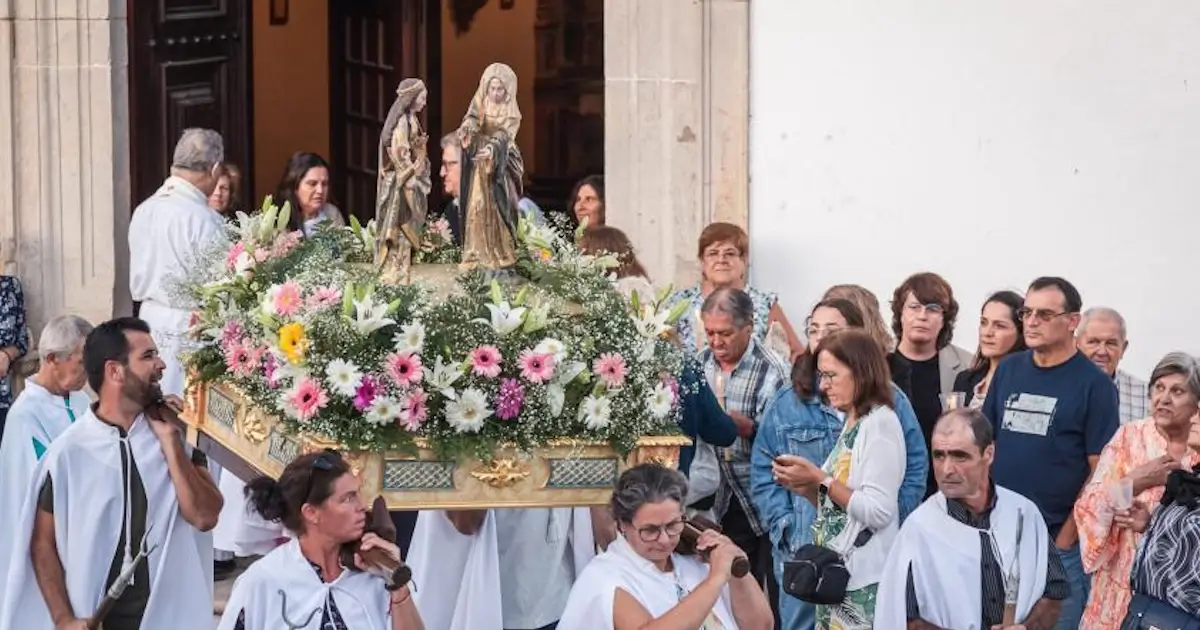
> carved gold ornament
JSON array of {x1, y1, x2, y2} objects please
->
[
  {"x1": 470, "y1": 459, "x2": 530, "y2": 488},
  {"x1": 238, "y1": 410, "x2": 269, "y2": 445}
]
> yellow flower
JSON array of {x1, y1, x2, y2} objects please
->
[{"x1": 278, "y1": 322, "x2": 308, "y2": 364}]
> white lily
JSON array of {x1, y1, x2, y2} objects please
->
[
  {"x1": 423, "y1": 355, "x2": 463, "y2": 400},
  {"x1": 352, "y1": 294, "x2": 395, "y2": 336},
  {"x1": 647, "y1": 382, "x2": 674, "y2": 419},
  {"x1": 546, "y1": 360, "x2": 587, "y2": 417},
  {"x1": 475, "y1": 302, "x2": 526, "y2": 337}
]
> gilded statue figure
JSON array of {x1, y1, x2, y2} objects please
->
[
  {"x1": 456, "y1": 63, "x2": 525, "y2": 271},
  {"x1": 375, "y1": 78, "x2": 432, "y2": 284}
]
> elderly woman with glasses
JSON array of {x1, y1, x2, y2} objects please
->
[
  {"x1": 1073, "y1": 352, "x2": 1200, "y2": 629},
  {"x1": 559, "y1": 464, "x2": 773, "y2": 630},
  {"x1": 218, "y1": 450, "x2": 424, "y2": 630}
]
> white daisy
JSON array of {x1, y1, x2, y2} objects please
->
[
  {"x1": 324, "y1": 359, "x2": 363, "y2": 397},
  {"x1": 393, "y1": 321, "x2": 427, "y2": 354},
  {"x1": 445, "y1": 387, "x2": 492, "y2": 433},
  {"x1": 579, "y1": 394, "x2": 613, "y2": 430},
  {"x1": 647, "y1": 382, "x2": 673, "y2": 419},
  {"x1": 366, "y1": 396, "x2": 401, "y2": 426}
]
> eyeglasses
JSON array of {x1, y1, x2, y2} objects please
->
[
  {"x1": 1017, "y1": 308, "x2": 1073, "y2": 323},
  {"x1": 633, "y1": 519, "x2": 686, "y2": 542},
  {"x1": 304, "y1": 449, "x2": 341, "y2": 504},
  {"x1": 816, "y1": 370, "x2": 841, "y2": 383},
  {"x1": 804, "y1": 322, "x2": 843, "y2": 338},
  {"x1": 904, "y1": 302, "x2": 945, "y2": 316},
  {"x1": 702, "y1": 249, "x2": 741, "y2": 261}
]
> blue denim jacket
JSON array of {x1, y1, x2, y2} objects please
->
[{"x1": 750, "y1": 384, "x2": 928, "y2": 555}]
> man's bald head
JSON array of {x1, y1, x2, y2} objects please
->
[{"x1": 931, "y1": 408, "x2": 995, "y2": 502}]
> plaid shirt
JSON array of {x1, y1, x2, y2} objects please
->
[
  {"x1": 701, "y1": 339, "x2": 790, "y2": 535},
  {"x1": 1115, "y1": 369, "x2": 1149, "y2": 425}
]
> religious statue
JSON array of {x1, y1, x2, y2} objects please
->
[
  {"x1": 456, "y1": 63, "x2": 525, "y2": 272},
  {"x1": 375, "y1": 78, "x2": 432, "y2": 284}
]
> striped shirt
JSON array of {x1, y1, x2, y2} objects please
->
[{"x1": 701, "y1": 339, "x2": 789, "y2": 535}]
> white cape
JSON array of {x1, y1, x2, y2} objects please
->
[
  {"x1": 875, "y1": 486, "x2": 1049, "y2": 630},
  {"x1": 217, "y1": 538, "x2": 391, "y2": 630},
  {"x1": 0, "y1": 410, "x2": 213, "y2": 630},
  {"x1": 0, "y1": 380, "x2": 91, "y2": 596},
  {"x1": 408, "y1": 508, "x2": 595, "y2": 630},
  {"x1": 557, "y1": 536, "x2": 739, "y2": 630}
]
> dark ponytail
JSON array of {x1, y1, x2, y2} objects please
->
[
  {"x1": 243, "y1": 450, "x2": 352, "y2": 534},
  {"x1": 245, "y1": 476, "x2": 287, "y2": 524}
]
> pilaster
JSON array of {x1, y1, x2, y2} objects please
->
[{"x1": 0, "y1": 0, "x2": 131, "y2": 340}]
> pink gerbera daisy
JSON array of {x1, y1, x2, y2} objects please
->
[
  {"x1": 307, "y1": 286, "x2": 342, "y2": 309},
  {"x1": 398, "y1": 388, "x2": 429, "y2": 432},
  {"x1": 593, "y1": 352, "x2": 628, "y2": 389},
  {"x1": 469, "y1": 345, "x2": 503, "y2": 378},
  {"x1": 385, "y1": 351, "x2": 424, "y2": 388},
  {"x1": 353, "y1": 375, "x2": 380, "y2": 411},
  {"x1": 271, "y1": 281, "x2": 304, "y2": 317},
  {"x1": 284, "y1": 377, "x2": 329, "y2": 422},
  {"x1": 224, "y1": 341, "x2": 261, "y2": 378},
  {"x1": 518, "y1": 350, "x2": 556, "y2": 384},
  {"x1": 220, "y1": 320, "x2": 245, "y2": 347}
]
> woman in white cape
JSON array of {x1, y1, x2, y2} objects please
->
[
  {"x1": 217, "y1": 450, "x2": 423, "y2": 630},
  {"x1": 558, "y1": 464, "x2": 773, "y2": 630}
]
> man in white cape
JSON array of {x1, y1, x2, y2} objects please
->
[
  {"x1": 408, "y1": 507, "x2": 607, "y2": 630},
  {"x1": 876, "y1": 408, "x2": 1069, "y2": 630},
  {"x1": 0, "y1": 315, "x2": 93, "y2": 594},
  {"x1": 0, "y1": 317, "x2": 223, "y2": 630}
]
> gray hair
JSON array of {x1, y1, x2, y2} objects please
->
[
  {"x1": 610, "y1": 464, "x2": 689, "y2": 524},
  {"x1": 38, "y1": 315, "x2": 94, "y2": 362},
  {"x1": 171, "y1": 128, "x2": 224, "y2": 173},
  {"x1": 440, "y1": 132, "x2": 461, "y2": 156},
  {"x1": 1149, "y1": 352, "x2": 1200, "y2": 401},
  {"x1": 700, "y1": 288, "x2": 755, "y2": 329},
  {"x1": 1077, "y1": 306, "x2": 1127, "y2": 341},
  {"x1": 935, "y1": 407, "x2": 994, "y2": 451}
]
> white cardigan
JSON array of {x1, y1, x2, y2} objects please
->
[{"x1": 823, "y1": 404, "x2": 906, "y2": 591}]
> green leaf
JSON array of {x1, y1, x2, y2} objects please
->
[
  {"x1": 665, "y1": 300, "x2": 690, "y2": 325},
  {"x1": 629, "y1": 289, "x2": 642, "y2": 316},
  {"x1": 656, "y1": 284, "x2": 673, "y2": 305},
  {"x1": 489, "y1": 280, "x2": 503, "y2": 305},
  {"x1": 387, "y1": 298, "x2": 402, "y2": 315},
  {"x1": 342, "y1": 282, "x2": 355, "y2": 317},
  {"x1": 514, "y1": 285, "x2": 529, "y2": 307}
]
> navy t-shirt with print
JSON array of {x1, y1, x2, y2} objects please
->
[{"x1": 982, "y1": 350, "x2": 1119, "y2": 535}]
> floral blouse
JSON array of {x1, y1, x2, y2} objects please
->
[
  {"x1": 670, "y1": 284, "x2": 778, "y2": 354},
  {"x1": 0, "y1": 275, "x2": 29, "y2": 410},
  {"x1": 1074, "y1": 418, "x2": 1194, "y2": 630}
]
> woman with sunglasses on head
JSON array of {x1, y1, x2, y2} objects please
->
[
  {"x1": 217, "y1": 451, "x2": 424, "y2": 630},
  {"x1": 559, "y1": 464, "x2": 773, "y2": 630}
]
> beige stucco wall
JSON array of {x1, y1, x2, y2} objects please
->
[{"x1": 0, "y1": 0, "x2": 748, "y2": 364}]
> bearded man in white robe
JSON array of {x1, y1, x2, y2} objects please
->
[
  {"x1": 0, "y1": 315, "x2": 93, "y2": 595},
  {"x1": 408, "y1": 507, "x2": 612, "y2": 630},
  {"x1": 876, "y1": 408, "x2": 1070, "y2": 630},
  {"x1": 0, "y1": 317, "x2": 223, "y2": 630}
]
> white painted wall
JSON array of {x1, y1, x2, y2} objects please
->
[{"x1": 748, "y1": 1, "x2": 1200, "y2": 377}]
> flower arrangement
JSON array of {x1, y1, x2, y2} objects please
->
[
  {"x1": 414, "y1": 214, "x2": 461, "y2": 265},
  {"x1": 179, "y1": 198, "x2": 692, "y2": 460}
]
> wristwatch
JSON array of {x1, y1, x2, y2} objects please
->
[{"x1": 819, "y1": 475, "x2": 834, "y2": 490}]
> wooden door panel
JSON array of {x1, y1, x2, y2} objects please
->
[
  {"x1": 330, "y1": 0, "x2": 440, "y2": 223},
  {"x1": 129, "y1": 0, "x2": 251, "y2": 209}
]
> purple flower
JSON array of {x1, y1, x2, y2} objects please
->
[
  {"x1": 495, "y1": 378, "x2": 525, "y2": 420},
  {"x1": 353, "y1": 375, "x2": 380, "y2": 412}
]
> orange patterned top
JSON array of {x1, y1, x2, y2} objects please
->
[{"x1": 1074, "y1": 417, "x2": 1195, "y2": 630}]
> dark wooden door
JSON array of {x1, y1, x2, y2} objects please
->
[
  {"x1": 330, "y1": 0, "x2": 440, "y2": 223},
  {"x1": 128, "y1": 0, "x2": 253, "y2": 208}
]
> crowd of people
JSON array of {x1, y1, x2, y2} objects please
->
[{"x1": 0, "y1": 125, "x2": 1196, "y2": 630}]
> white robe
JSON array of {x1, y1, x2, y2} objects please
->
[
  {"x1": 212, "y1": 473, "x2": 290, "y2": 557},
  {"x1": 408, "y1": 508, "x2": 595, "y2": 630},
  {"x1": 557, "y1": 536, "x2": 739, "y2": 630},
  {"x1": 128, "y1": 175, "x2": 225, "y2": 397},
  {"x1": 216, "y1": 538, "x2": 392, "y2": 630},
  {"x1": 0, "y1": 409, "x2": 213, "y2": 630},
  {"x1": 875, "y1": 486, "x2": 1050, "y2": 630},
  {"x1": 0, "y1": 379, "x2": 91, "y2": 602}
]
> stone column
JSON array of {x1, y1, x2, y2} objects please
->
[
  {"x1": 0, "y1": 0, "x2": 131, "y2": 344},
  {"x1": 604, "y1": 0, "x2": 750, "y2": 289}
]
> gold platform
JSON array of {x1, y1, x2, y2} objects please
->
[{"x1": 182, "y1": 381, "x2": 690, "y2": 510}]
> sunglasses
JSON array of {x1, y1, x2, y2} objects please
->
[{"x1": 304, "y1": 449, "x2": 342, "y2": 504}]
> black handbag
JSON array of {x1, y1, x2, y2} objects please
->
[
  {"x1": 781, "y1": 529, "x2": 873, "y2": 605},
  {"x1": 1120, "y1": 593, "x2": 1200, "y2": 630}
]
